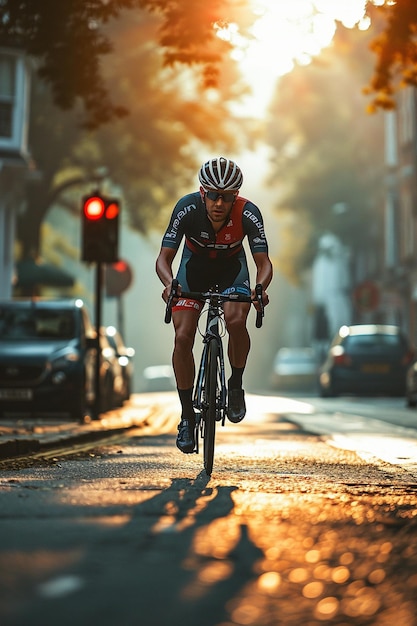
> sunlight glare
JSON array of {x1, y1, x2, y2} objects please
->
[{"x1": 222, "y1": 0, "x2": 370, "y2": 118}]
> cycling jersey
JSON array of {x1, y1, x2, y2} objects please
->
[
  {"x1": 162, "y1": 192, "x2": 268, "y2": 258},
  {"x1": 161, "y1": 191, "x2": 269, "y2": 303}
]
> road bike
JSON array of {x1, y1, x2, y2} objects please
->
[{"x1": 165, "y1": 280, "x2": 264, "y2": 475}]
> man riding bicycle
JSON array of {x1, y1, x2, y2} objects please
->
[{"x1": 156, "y1": 157, "x2": 273, "y2": 453}]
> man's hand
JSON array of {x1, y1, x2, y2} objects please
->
[
  {"x1": 251, "y1": 286, "x2": 269, "y2": 312},
  {"x1": 162, "y1": 279, "x2": 182, "y2": 304}
]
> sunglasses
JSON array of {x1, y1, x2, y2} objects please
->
[{"x1": 205, "y1": 190, "x2": 237, "y2": 202}]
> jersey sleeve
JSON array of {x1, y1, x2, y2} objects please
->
[
  {"x1": 242, "y1": 201, "x2": 269, "y2": 254},
  {"x1": 161, "y1": 193, "x2": 199, "y2": 250}
]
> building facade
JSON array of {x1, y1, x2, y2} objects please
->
[
  {"x1": 0, "y1": 47, "x2": 31, "y2": 299},
  {"x1": 378, "y1": 89, "x2": 417, "y2": 341}
]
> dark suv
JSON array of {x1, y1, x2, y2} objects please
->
[
  {"x1": 318, "y1": 324, "x2": 414, "y2": 397},
  {"x1": 0, "y1": 298, "x2": 102, "y2": 420}
]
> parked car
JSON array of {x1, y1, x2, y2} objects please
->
[
  {"x1": 271, "y1": 347, "x2": 317, "y2": 390},
  {"x1": 102, "y1": 325, "x2": 135, "y2": 401},
  {"x1": 142, "y1": 365, "x2": 175, "y2": 392},
  {"x1": 0, "y1": 298, "x2": 94, "y2": 419},
  {"x1": 318, "y1": 324, "x2": 414, "y2": 398},
  {"x1": 0, "y1": 298, "x2": 113, "y2": 421},
  {"x1": 98, "y1": 328, "x2": 127, "y2": 408},
  {"x1": 405, "y1": 360, "x2": 417, "y2": 408}
]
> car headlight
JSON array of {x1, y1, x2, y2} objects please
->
[
  {"x1": 50, "y1": 351, "x2": 81, "y2": 369},
  {"x1": 48, "y1": 351, "x2": 81, "y2": 385}
]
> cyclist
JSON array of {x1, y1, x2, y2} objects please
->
[{"x1": 156, "y1": 156, "x2": 273, "y2": 453}]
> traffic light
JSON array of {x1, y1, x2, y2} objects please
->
[{"x1": 81, "y1": 193, "x2": 120, "y2": 263}]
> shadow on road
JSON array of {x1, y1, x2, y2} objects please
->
[{"x1": 2, "y1": 471, "x2": 264, "y2": 626}]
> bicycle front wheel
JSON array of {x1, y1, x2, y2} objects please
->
[{"x1": 203, "y1": 339, "x2": 220, "y2": 476}]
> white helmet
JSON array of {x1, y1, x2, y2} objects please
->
[{"x1": 198, "y1": 157, "x2": 243, "y2": 191}]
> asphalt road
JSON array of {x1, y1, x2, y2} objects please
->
[{"x1": 0, "y1": 392, "x2": 417, "y2": 626}]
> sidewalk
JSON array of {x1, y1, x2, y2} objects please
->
[{"x1": 0, "y1": 393, "x2": 169, "y2": 461}]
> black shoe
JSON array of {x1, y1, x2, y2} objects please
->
[
  {"x1": 227, "y1": 388, "x2": 246, "y2": 423},
  {"x1": 176, "y1": 418, "x2": 195, "y2": 453}
]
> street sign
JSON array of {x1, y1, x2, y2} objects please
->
[
  {"x1": 353, "y1": 280, "x2": 380, "y2": 312},
  {"x1": 105, "y1": 260, "x2": 133, "y2": 297}
]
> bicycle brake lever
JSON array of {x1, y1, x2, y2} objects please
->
[
  {"x1": 164, "y1": 278, "x2": 179, "y2": 324},
  {"x1": 255, "y1": 283, "x2": 264, "y2": 328}
]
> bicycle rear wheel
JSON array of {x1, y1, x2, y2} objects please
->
[{"x1": 203, "y1": 339, "x2": 219, "y2": 475}]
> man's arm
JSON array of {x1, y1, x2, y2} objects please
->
[
  {"x1": 156, "y1": 246, "x2": 178, "y2": 302},
  {"x1": 253, "y1": 252, "x2": 273, "y2": 289},
  {"x1": 252, "y1": 251, "x2": 273, "y2": 306}
]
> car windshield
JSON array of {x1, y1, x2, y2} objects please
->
[
  {"x1": 343, "y1": 334, "x2": 405, "y2": 353},
  {"x1": 0, "y1": 309, "x2": 75, "y2": 340}
]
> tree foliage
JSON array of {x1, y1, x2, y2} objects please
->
[
  {"x1": 18, "y1": 8, "x2": 252, "y2": 261},
  {"x1": 266, "y1": 23, "x2": 385, "y2": 279},
  {"x1": 1, "y1": 0, "x2": 416, "y2": 126},
  {"x1": 3, "y1": 0, "x2": 416, "y2": 269},
  {"x1": 366, "y1": 0, "x2": 417, "y2": 111},
  {"x1": 0, "y1": 0, "x2": 255, "y2": 129}
]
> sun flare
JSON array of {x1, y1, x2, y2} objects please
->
[{"x1": 217, "y1": 0, "x2": 375, "y2": 117}]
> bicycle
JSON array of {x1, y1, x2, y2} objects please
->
[{"x1": 165, "y1": 280, "x2": 264, "y2": 475}]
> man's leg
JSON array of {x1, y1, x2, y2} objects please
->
[
  {"x1": 224, "y1": 302, "x2": 251, "y2": 422},
  {"x1": 172, "y1": 308, "x2": 200, "y2": 452}
]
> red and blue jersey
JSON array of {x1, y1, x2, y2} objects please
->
[
  {"x1": 161, "y1": 192, "x2": 269, "y2": 259},
  {"x1": 161, "y1": 192, "x2": 268, "y2": 295}
]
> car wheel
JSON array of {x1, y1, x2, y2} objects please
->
[
  {"x1": 100, "y1": 372, "x2": 114, "y2": 412},
  {"x1": 318, "y1": 384, "x2": 328, "y2": 398},
  {"x1": 319, "y1": 382, "x2": 334, "y2": 398},
  {"x1": 69, "y1": 397, "x2": 88, "y2": 423},
  {"x1": 124, "y1": 379, "x2": 131, "y2": 402},
  {"x1": 406, "y1": 395, "x2": 417, "y2": 408},
  {"x1": 321, "y1": 385, "x2": 338, "y2": 398}
]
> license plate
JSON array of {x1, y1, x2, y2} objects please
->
[
  {"x1": 0, "y1": 389, "x2": 33, "y2": 400},
  {"x1": 361, "y1": 364, "x2": 390, "y2": 374}
]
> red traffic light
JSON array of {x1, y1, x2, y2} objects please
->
[
  {"x1": 81, "y1": 193, "x2": 120, "y2": 263},
  {"x1": 106, "y1": 202, "x2": 119, "y2": 219},
  {"x1": 83, "y1": 196, "x2": 105, "y2": 220}
]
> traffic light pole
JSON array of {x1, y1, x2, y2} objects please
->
[
  {"x1": 93, "y1": 261, "x2": 103, "y2": 419},
  {"x1": 81, "y1": 191, "x2": 120, "y2": 419}
]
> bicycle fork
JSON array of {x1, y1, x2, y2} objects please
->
[{"x1": 193, "y1": 316, "x2": 227, "y2": 454}]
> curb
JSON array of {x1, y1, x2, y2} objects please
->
[
  {"x1": 0, "y1": 393, "x2": 175, "y2": 462},
  {"x1": 0, "y1": 425, "x2": 140, "y2": 461},
  {"x1": 0, "y1": 437, "x2": 42, "y2": 460}
]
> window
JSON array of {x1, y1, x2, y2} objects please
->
[
  {"x1": 0, "y1": 50, "x2": 30, "y2": 156},
  {"x1": 0, "y1": 55, "x2": 15, "y2": 138},
  {"x1": 398, "y1": 88, "x2": 416, "y2": 146}
]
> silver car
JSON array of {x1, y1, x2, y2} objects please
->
[{"x1": 271, "y1": 347, "x2": 318, "y2": 390}]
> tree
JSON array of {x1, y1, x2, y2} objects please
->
[
  {"x1": 18, "y1": 8, "x2": 250, "y2": 265},
  {"x1": 6, "y1": 0, "x2": 414, "y2": 272},
  {"x1": 365, "y1": 0, "x2": 417, "y2": 111},
  {"x1": 0, "y1": 0, "x2": 255, "y2": 129},
  {"x1": 1, "y1": 0, "x2": 416, "y2": 127},
  {"x1": 265, "y1": 22, "x2": 385, "y2": 281}
]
